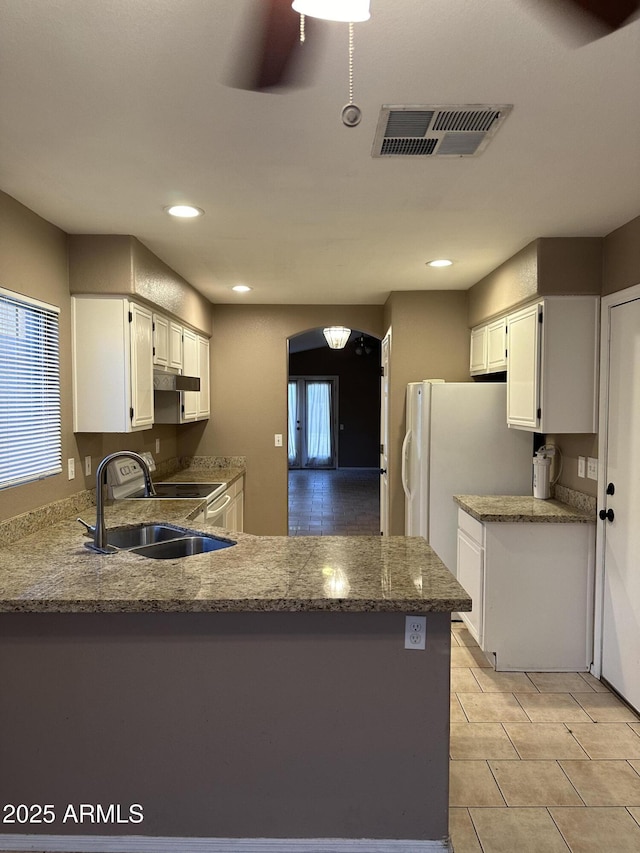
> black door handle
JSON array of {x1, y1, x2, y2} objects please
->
[
  {"x1": 599, "y1": 508, "x2": 615, "y2": 522},
  {"x1": 380, "y1": 468, "x2": 387, "y2": 475},
  {"x1": 606, "y1": 482, "x2": 615, "y2": 496}
]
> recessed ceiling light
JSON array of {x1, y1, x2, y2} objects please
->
[
  {"x1": 165, "y1": 204, "x2": 204, "y2": 218},
  {"x1": 427, "y1": 258, "x2": 453, "y2": 267},
  {"x1": 232, "y1": 284, "x2": 252, "y2": 293}
]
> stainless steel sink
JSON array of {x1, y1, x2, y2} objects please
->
[
  {"x1": 106, "y1": 523, "x2": 188, "y2": 549},
  {"x1": 128, "y1": 535, "x2": 236, "y2": 560},
  {"x1": 83, "y1": 522, "x2": 236, "y2": 558}
]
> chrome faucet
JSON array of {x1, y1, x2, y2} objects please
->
[{"x1": 78, "y1": 451, "x2": 156, "y2": 553}]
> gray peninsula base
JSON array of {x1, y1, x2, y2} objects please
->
[{"x1": 0, "y1": 611, "x2": 452, "y2": 848}]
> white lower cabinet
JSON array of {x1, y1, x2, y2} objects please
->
[
  {"x1": 195, "y1": 477, "x2": 244, "y2": 532},
  {"x1": 457, "y1": 509, "x2": 594, "y2": 671},
  {"x1": 456, "y1": 514, "x2": 485, "y2": 644},
  {"x1": 225, "y1": 476, "x2": 244, "y2": 532}
]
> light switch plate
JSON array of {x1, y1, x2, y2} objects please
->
[{"x1": 578, "y1": 456, "x2": 586, "y2": 478}]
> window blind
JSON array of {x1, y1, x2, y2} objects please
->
[{"x1": 0, "y1": 287, "x2": 62, "y2": 489}]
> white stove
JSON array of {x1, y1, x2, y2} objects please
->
[{"x1": 106, "y1": 453, "x2": 227, "y2": 518}]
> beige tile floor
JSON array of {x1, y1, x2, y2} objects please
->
[{"x1": 449, "y1": 621, "x2": 640, "y2": 853}]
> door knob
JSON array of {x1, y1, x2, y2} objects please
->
[
  {"x1": 606, "y1": 482, "x2": 615, "y2": 496},
  {"x1": 380, "y1": 468, "x2": 387, "y2": 475},
  {"x1": 599, "y1": 508, "x2": 615, "y2": 522}
]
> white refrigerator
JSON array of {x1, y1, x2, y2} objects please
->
[{"x1": 402, "y1": 381, "x2": 533, "y2": 575}]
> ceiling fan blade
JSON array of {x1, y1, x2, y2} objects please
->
[
  {"x1": 229, "y1": 0, "x2": 319, "y2": 91},
  {"x1": 563, "y1": 0, "x2": 639, "y2": 30}
]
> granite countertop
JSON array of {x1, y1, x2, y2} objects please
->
[
  {"x1": 454, "y1": 494, "x2": 596, "y2": 524},
  {"x1": 0, "y1": 474, "x2": 470, "y2": 614},
  {"x1": 154, "y1": 466, "x2": 245, "y2": 489}
]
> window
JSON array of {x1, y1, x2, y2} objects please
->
[{"x1": 0, "y1": 287, "x2": 62, "y2": 489}]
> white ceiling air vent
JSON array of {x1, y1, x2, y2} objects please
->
[{"x1": 371, "y1": 104, "x2": 513, "y2": 158}]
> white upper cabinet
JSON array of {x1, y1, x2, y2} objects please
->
[
  {"x1": 152, "y1": 313, "x2": 169, "y2": 367},
  {"x1": 168, "y1": 321, "x2": 183, "y2": 370},
  {"x1": 506, "y1": 296, "x2": 599, "y2": 433},
  {"x1": 72, "y1": 296, "x2": 154, "y2": 432},
  {"x1": 179, "y1": 329, "x2": 210, "y2": 422},
  {"x1": 154, "y1": 314, "x2": 183, "y2": 370},
  {"x1": 470, "y1": 326, "x2": 488, "y2": 374},
  {"x1": 181, "y1": 328, "x2": 199, "y2": 422},
  {"x1": 486, "y1": 318, "x2": 508, "y2": 372},
  {"x1": 470, "y1": 318, "x2": 507, "y2": 375},
  {"x1": 197, "y1": 335, "x2": 210, "y2": 419}
]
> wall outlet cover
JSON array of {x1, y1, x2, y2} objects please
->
[
  {"x1": 587, "y1": 457, "x2": 598, "y2": 480},
  {"x1": 578, "y1": 456, "x2": 586, "y2": 478},
  {"x1": 404, "y1": 615, "x2": 426, "y2": 650}
]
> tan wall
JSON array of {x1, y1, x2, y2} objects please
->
[
  {"x1": 468, "y1": 237, "x2": 604, "y2": 499},
  {"x1": 0, "y1": 195, "x2": 181, "y2": 522},
  {"x1": 546, "y1": 221, "x2": 640, "y2": 495},
  {"x1": 538, "y1": 238, "x2": 602, "y2": 297},
  {"x1": 0, "y1": 192, "x2": 77, "y2": 519},
  {"x1": 384, "y1": 291, "x2": 470, "y2": 535},
  {"x1": 551, "y1": 215, "x2": 640, "y2": 496},
  {"x1": 546, "y1": 433, "x2": 599, "y2": 497},
  {"x1": 187, "y1": 305, "x2": 385, "y2": 535},
  {"x1": 603, "y1": 214, "x2": 640, "y2": 296},
  {"x1": 468, "y1": 238, "x2": 602, "y2": 327},
  {"x1": 468, "y1": 241, "x2": 539, "y2": 327},
  {"x1": 69, "y1": 235, "x2": 213, "y2": 335}
]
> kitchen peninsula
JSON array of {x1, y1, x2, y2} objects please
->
[{"x1": 0, "y1": 493, "x2": 470, "y2": 852}]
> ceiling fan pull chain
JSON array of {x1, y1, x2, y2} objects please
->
[
  {"x1": 342, "y1": 21, "x2": 362, "y2": 126},
  {"x1": 349, "y1": 21, "x2": 354, "y2": 104},
  {"x1": 299, "y1": 13, "x2": 305, "y2": 43}
]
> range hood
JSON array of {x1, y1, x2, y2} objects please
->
[{"x1": 153, "y1": 370, "x2": 200, "y2": 392}]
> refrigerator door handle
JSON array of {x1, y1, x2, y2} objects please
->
[{"x1": 401, "y1": 429, "x2": 412, "y2": 498}]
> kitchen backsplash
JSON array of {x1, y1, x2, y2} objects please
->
[
  {"x1": 0, "y1": 456, "x2": 247, "y2": 548},
  {"x1": 553, "y1": 483, "x2": 597, "y2": 516}
]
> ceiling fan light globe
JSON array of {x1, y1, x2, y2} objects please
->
[{"x1": 292, "y1": 0, "x2": 370, "y2": 23}]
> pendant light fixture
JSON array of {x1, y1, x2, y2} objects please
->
[
  {"x1": 292, "y1": 0, "x2": 370, "y2": 126},
  {"x1": 323, "y1": 326, "x2": 351, "y2": 349}
]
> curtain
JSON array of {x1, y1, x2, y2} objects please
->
[
  {"x1": 287, "y1": 381, "x2": 298, "y2": 464},
  {"x1": 306, "y1": 381, "x2": 332, "y2": 465}
]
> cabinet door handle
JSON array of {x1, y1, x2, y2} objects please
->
[
  {"x1": 599, "y1": 508, "x2": 614, "y2": 523},
  {"x1": 606, "y1": 482, "x2": 615, "y2": 496}
]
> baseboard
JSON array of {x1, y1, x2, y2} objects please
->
[{"x1": 0, "y1": 834, "x2": 451, "y2": 852}]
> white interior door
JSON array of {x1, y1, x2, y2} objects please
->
[
  {"x1": 600, "y1": 294, "x2": 640, "y2": 712},
  {"x1": 379, "y1": 330, "x2": 391, "y2": 536}
]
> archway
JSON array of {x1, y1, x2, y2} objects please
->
[{"x1": 287, "y1": 327, "x2": 381, "y2": 536}]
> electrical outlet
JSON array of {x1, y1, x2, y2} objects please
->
[
  {"x1": 578, "y1": 456, "x2": 586, "y2": 478},
  {"x1": 587, "y1": 457, "x2": 598, "y2": 481},
  {"x1": 67, "y1": 458, "x2": 75, "y2": 480},
  {"x1": 84, "y1": 456, "x2": 91, "y2": 476},
  {"x1": 404, "y1": 615, "x2": 426, "y2": 650},
  {"x1": 274, "y1": 434, "x2": 283, "y2": 447},
  {"x1": 155, "y1": 438, "x2": 160, "y2": 454}
]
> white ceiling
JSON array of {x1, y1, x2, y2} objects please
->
[{"x1": 1, "y1": 0, "x2": 639, "y2": 305}]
